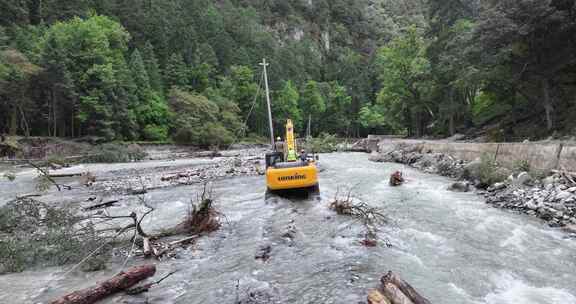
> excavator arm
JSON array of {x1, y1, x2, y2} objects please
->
[{"x1": 285, "y1": 119, "x2": 297, "y2": 161}]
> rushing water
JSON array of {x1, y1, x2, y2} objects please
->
[{"x1": 1, "y1": 153, "x2": 575, "y2": 304}]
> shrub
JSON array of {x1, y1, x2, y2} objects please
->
[
  {"x1": 143, "y1": 124, "x2": 169, "y2": 141},
  {"x1": 0, "y1": 199, "x2": 107, "y2": 274},
  {"x1": 84, "y1": 143, "x2": 147, "y2": 163},
  {"x1": 513, "y1": 159, "x2": 531, "y2": 173},
  {"x1": 477, "y1": 154, "x2": 506, "y2": 187},
  {"x1": 305, "y1": 133, "x2": 339, "y2": 153}
]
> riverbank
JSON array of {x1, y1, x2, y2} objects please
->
[{"x1": 369, "y1": 141, "x2": 576, "y2": 233}]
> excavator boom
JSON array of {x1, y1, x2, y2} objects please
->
[{"x1": 285, "y1": 119, "x2": 296, "y2": 153}]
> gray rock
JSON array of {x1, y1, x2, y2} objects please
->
[
  {"x1": 568, "y1": 187, "x2": 576, "y2": 193},
  {"x1": 551, "y1": 203, "x2": 568, "y2": 212},
  {"x1": 555, "y1": 191, "x2": 571, "y2": 201},
  {"x1": 490, "y1": 182, "x2": 507, "y2": 191},
  {"x1": 390, "y1": 151, "x2": 403, "y2": 162},
  {"x1": 448, "y1": 182, "x2": 470, "y2": 192},
  {"x1": 463, "y1": 159, "x2": 482, "y2": 179},
  {"x1": 542, "y1": 176, "x2": 555, "y2": 187},
  {"x1": 526, "y1": 200, "x2": 539, "y2": 210},
  {"x1": 512, "y1": 172, "x2": 532, "y2": 186},
  {"x1": 562, "y1": 224, "x2": 576, "y2": 234}
]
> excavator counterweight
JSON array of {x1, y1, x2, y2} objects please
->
[{"x1": 265, "y1": 119, "x2": 319, "y2": 195}]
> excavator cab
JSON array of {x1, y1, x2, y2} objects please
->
[{"x1": 265, "y1": 119, "x2": 320, "y2": 197}]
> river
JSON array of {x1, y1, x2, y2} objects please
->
[{"x1": 1, "y1": 153, "x2": 575, "y2": 304}]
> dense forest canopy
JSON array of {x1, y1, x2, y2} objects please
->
[{"x1": 0, "y1": 0, "x2": 574, "y2": 144}]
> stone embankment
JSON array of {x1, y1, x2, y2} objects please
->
[{"x1": 369, "y1": 141, "x2": 576, "y2": 233}]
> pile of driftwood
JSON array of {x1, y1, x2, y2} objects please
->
[
  {"x1": 329, "y1": 186, "x2": 389, "y2": 247},
  {"x1": 368, "y1": 271, "x2": 431, "y2": 304}
]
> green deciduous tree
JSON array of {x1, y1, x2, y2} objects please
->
[
  {"x1": 300, "y1": 80, "x2": 326, "y2": 135},
  {"x1": 41, "y1": 15, "x2": 136, "y2": 140},
  {"x1": 168, "y1": 88, "x2": 236, "y2": 146},
  {"x1": 363, "y1": 26, "x2": 433, "y2": 136},
  {"x1": 273, "y1": 80, "x2": 302, "y2": 133},
  {"x1": 0, "y1": 49, "x2": 41, "y2": 136}
]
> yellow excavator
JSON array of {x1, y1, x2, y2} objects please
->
[{"x1": 265, "y1": 119, "x2": 319, "y2": 196}]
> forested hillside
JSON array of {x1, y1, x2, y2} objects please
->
[{"x1": 0, "y1": 0, "x2": 574, "y2": 144}]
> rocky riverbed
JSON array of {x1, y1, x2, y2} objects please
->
[
  {"x1": 370, "y1": 143, "x2": 576, "y2": 233},
  {"x1": 91, "y1": 149, "x2": 266, "y2": 194}
]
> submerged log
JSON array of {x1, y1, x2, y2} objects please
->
[
  {"x1": 49, "y1": 173, "x2": 84, "y2": 178},
  {"x1": 382, "y1": 272, "x2": 432, "y2": 304},
  {"x1": 83, "y1": 200, "x2": 119, "y2": 211},
  {"x1": 49, "y1": 264, "x2": 156, "y2": 304}
]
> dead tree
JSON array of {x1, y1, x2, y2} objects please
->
[{"x1": 330, "y1": 185, "x2": 389, "y2": 247}]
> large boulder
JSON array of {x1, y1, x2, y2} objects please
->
[
  {"x1": 555, "y1": 191, "x2": 572, "y2": 201},
  {"x1": 448, "y1": 181, "x2": 470, "y2": 192},
  {"x1": 462, "y1": 158, "x2": 482, "y2": 180},
  {"x1": 511, "y1": 172, "x2": 533, "y2": 187},
  {"x1": 489, "y1": 182, "x2": 507, "y2": 192},
  {"x1": 542, "y1": 176, "x2": 556, "y2": 187}
]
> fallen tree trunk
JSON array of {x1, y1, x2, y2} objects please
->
[
  {"x1": 382, "y1": 282, "x2": 415, "y2": 304},
  {"x1": 49, "y1": 173, "x2": 84, "y2": 178},
  {"x1": 83, "y1": 200, "x2": 119, "y2": 211},
  {"x1": 368, "y1": 289, "x2": 392, "y2": 304},
  {"x1": 368, "y1": 271, "x2": 432, "y2": 304},
  {"x1": 382, "y1": 272, "x2": 431, "y2": 304},
  {"x1": 49, "y1": 264, "x2": 156, "y2": 304},
  {"x1": 143, "y1": 237, "x2": 152, "y2": 257}
]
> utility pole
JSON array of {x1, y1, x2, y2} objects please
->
[
  {"x1": 260, "y1": 58, "x2": 275, "y2": 146},
  {"x1": 307, "y1": 114, "x2": 311, "y2": 138}
]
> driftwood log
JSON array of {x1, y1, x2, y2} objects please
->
[
  {"x1": 49, "y1": 173, "x2": 84, "y2": 178},
  {"x1": 368, "y1": 271, "x2": 431, "y2": 304},
  {"x1": 382, "y1": 272, "x2": 431, "y2": 304},
  {"x1": 49, "y1": 264, "x2": 156, "y2": 304},
  {"x1": 382, "y1": 282, "x2": 414, "y2": 304},
  {"x1": 368, "y1": 289, "x2": 392, "y2": 304},
  {"x1": 83, "y1": 200, "x2": 119, "y2": 211}
]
